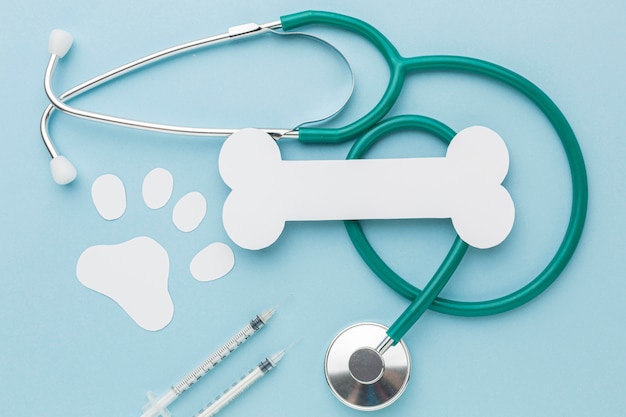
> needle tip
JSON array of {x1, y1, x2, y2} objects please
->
[{"x1": 285, "y1": 338, "x2": 302, "y2": 352}]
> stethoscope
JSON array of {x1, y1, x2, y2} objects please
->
[{"x1": 41, "y1": 10, "x2": 588, "y2": 411}]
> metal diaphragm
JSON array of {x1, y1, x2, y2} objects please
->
[{"x1": 324, "y1": 322, "x2": 411, "y2": 411}]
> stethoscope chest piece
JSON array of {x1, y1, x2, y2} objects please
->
[{"x1": 324, "y1": 322, "x2": 411, "y2": 411}]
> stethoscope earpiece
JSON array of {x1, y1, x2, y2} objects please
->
[
  {"x1": 50, "y1": 155, "x2": 77, "y2": 185},
  {"x1": 48, "y1": 29, "x2": 73, "y2": 58}
]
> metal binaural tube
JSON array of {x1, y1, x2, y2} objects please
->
[{"x1": 40, "y1": 20, "x2": 288, "y2": 160}]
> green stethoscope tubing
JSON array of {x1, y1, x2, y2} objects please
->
[{"x1": 281, "y1": 11, "x2": 588, "y2": 343}]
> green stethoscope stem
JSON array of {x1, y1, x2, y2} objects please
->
[{"x1": 345, "y1": 115, "x2": 470, "y2": 342}]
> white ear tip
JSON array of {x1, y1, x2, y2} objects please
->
[
  {"x1": 50, "y1": 156, "x2": 77, "y2": 185},
  {"x1": 48, "y1": 29, "x2": 73, "y2": 58}
]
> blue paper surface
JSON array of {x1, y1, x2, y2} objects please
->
[{"x1": 1, "y1": 1, "x2": 625, "y2": 416}]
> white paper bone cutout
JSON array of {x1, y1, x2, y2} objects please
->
[{"x1": 219, "y1": 127, "x2": 514, "y2": 250}]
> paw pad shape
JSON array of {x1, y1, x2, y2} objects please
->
[{"x1": 76, "y1": 168, "x2": 235, "y2": 331}]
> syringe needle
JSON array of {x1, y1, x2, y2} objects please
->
[
  {"x1": 194, "y1": 349, "x2": 286, "y2": 417},
  {"x1": 140, "y1": 307, "x2": 276, "y2": 417}
]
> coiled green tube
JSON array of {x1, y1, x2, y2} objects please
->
[{"x1": 281, "y1": 11, "x2": 588, "y2": 343}]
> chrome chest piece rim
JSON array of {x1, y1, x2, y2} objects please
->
[{"x1": 324, "y1": 322, "x2": 411, "y2": 411}]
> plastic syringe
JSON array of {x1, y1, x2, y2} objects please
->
[
  {"x1": 194, "y1": 349, "x2": 285, "y2": 417},
  {"x1": 140, "y1": 307, "x2": 276, "y2": 417}
]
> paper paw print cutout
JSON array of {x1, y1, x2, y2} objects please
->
[{"x1": 76, "y1": 168, "x2": 235, "y2": 331}]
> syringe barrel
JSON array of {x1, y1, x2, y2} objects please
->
[
  {"x1": 195, "y1": 367, "x2": 265, "y2": 417},
  {"x1": 195, "y1": 353, "x2": 282, "y2": 417},
  {"x1": 172, "y1": 312, "x2": 271, "y2": 395},
  {"x1": 173, "y1": 323, "x2": 254, "y2": 394}
]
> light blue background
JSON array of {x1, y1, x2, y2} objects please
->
[{"x1": 1, "y1": 1, "x2": 624, "y2": 416}]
